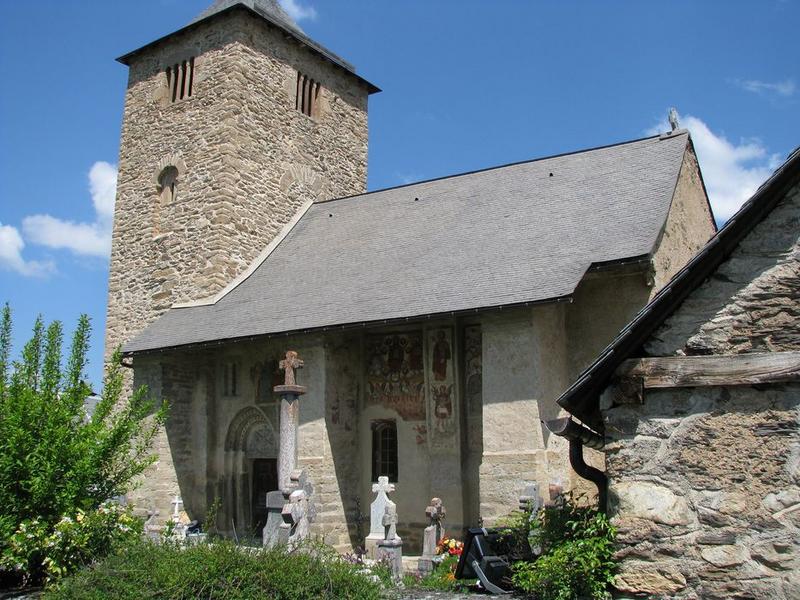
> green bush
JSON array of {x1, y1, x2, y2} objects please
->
[
  {"x1": 0, "y1": 305, "x2": 167, "y2": 585},
  {"x1": 510, "y1": 494, "x2": 617, "y2": 600},
  {"x1": 45, "y1": 539, "x2": 384, "y2": 600},
  {"x1": 2, "y1": 503, "x2": 142, "y2": 584},
  {"x1": 416, "y1": 553, "x2": 465, "y2": 591}
]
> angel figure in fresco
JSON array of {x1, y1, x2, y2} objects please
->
[
  {"x1": 432, "y1": 331, "x2": 451, "y2": 381},
  {"x1": 433, "y1": 384, "x2": 453, "y2": 432}
]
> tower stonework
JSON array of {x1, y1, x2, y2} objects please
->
[{"x1": 106, "y1": 3, "x2": 375, "y2": 516}]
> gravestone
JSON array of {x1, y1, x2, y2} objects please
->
[
  {"x1": 418, "y1": 497, "x2": 446, "y2": 575},
  {"x1": 365, "y1": 476, "x2": 395, "y2": 559},
  {"x1": 282, "y1": 488, "x2": 312, "y2": 548},
  {"x1": 376, "y1": 501, "x2": 403, "y2": 582},
  {"x1": 519, "y1": 483, "x2": 544, "y2": 556},
  {"x1": 262, "y1": 490, "x2": 288, "y2": 548},
  {"x1": 519, "y1": 483, "x2": 543, "y2": 514},
  {"x1": 277, "y1": 469, "x2": 316, "y2": 548},
  {"x1": 170, "y1": 495, "x2": 190, "y2": 540},
  {"x1": 143, "y1": 509, "x2": 161, "y2": 541}
]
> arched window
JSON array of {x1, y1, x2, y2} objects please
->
[
  {"x1": 158, "y1": 166, "x2": 179, "y2": 206},
  {"x1": 371, "y1": 420, "x2": 398, "y2": 483}
]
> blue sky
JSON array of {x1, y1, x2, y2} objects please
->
[{"x1": 0, "y1": 0, "x2": 797, "y2": 388}]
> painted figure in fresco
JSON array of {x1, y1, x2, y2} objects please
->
[
  {"x1": 387, "y1": 336, "x2": 405, "y2": 373},
  {"x1": 366, "y1": 333, "x2": 427, "y2": 421},
  {"x1": 433, "y1": 384, "x2": 453, "y2": 432},
  {"x1": 408, "y1": 337, "x2": 423, "y2": 372},
  {"x1": 432, "y1": 331, "x2": 451, "y2": 381}
]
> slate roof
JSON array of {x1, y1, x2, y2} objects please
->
[
  {"x1": 123, "y1": 132, "x2": 691, "y2": 355},
  {"x1": 556, "y1": 145, "x2": 800, "y2": 432}
]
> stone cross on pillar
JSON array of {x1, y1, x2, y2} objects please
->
[
  {"x1": 279, "y1": 351, "x2": 304, "y2": 387},
  {"x1": 274, "y1": 350, "x2": 307, "y2": 492},
  {"x1": 365, "y1": 476, "x2": 396, "y2": 559}
]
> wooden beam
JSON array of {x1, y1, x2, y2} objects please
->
[{"x1": 616, "y1": 351, "x2": 800, "y2": 389}]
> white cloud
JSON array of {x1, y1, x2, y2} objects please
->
[
  {"x1": 23, "y1": 161, "x2": 117, "y2": 259},
  {"x1": 279, "y1": 0, "x2": 317, "y2": 21},
  {"x1": 0, "y1": 222, "x2": 54, "y2": 277},
  {"x1": 734, "y1": 78, "x2": 795, "y2": 97},
  {"x1": 647, "y1": 113, "x2": 779, "y2": 222}
]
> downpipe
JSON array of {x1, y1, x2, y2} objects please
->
[{"x1": 545, "y1": 416, "x2": 608, "y2": 513}]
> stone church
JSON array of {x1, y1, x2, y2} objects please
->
[{"x1": 107, "y1": 0, "x2": 716, "y2": 551}]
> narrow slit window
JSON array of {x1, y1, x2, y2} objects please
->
[
  {"x1": 295, "y1": 72, "x2": 319, "y2": 117},
  {"x1": 371, "y1": 420, "x2": 398, "y2": 483},
  {"x1": 166, "y1": 57, "x2": 195, "y2": 103}
]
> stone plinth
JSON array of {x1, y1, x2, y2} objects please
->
[{"x1": 376, "y1": 539, "x2": 403, "y2": 582}]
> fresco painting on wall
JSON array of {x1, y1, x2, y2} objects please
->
[
  {"x1": 464, "y1": 325, "x2": 482, "y2": 418},
  {"x1": 427, "y1": 328, "x2": 457, "y2": 448},
  {"x1": 365, "y1": 332, "x2": 426, "y2": 420},
  {"x1": 464, "y1": 325, "x2": 483, "y2": 451}
]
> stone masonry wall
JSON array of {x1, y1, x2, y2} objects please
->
[
  {"x1": 647, "y1": 180, "x2": 800, "y2": 357},
  {"x1": 602, "y1": 179, "x2": 800, "y2": 597},
  {"x1": 605, "y1": 385, "x2": 800, "y2": 598},
  {"x1": 107, "y1": 10, "x2": 370, "y2": 518}
]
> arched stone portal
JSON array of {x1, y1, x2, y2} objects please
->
[{"x1": 223, "y1": 406, "x2": 278, "y2": 539}]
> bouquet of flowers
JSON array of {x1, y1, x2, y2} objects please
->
[{"x1": 436, "y1": 536, "x2": 464, "y2": 557}]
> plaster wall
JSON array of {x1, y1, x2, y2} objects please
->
[
  {"x1": 479, "y1": 304, "x2": 570, "y2": 524},
  {"x1": 648, "y1": 143, "x2": 716, "y2": 294},
  {"x1": 566, "y1": 271, "x2": 651, "y2": 380}
]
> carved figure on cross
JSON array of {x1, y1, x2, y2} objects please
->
[
  {"x1": 382, "y1": 501, "x2": 399, "y2": 541},
  {"x1": 426, "y1": 497, "x2": 445, "y2": 538},
  {"x1": 279, "y1": 350, "x2": 304, "y2": 386}
]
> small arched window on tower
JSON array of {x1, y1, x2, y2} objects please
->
[
  {"x1": 166, "y1": 57, "x2": 195, "y2": 103},
  {"x1": 155, "y1": 165, "x2": 179, "y2": 236},
  {"x1": 158, "y1": 166, "x2": 179, "y2": 206},
  {"x1": 295, "y1": 72, "x2": 320, "y2": 117},
  {"x1": 371, "y1": 420, "x2": 398, "y2": 483}
]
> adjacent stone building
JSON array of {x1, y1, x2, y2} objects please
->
[
  {"x1": 556, "y1": 148, "x2": 800, "y2": 597},
  {"x1": 107, "y1": 1, "x2": 716, "y2": 552}
]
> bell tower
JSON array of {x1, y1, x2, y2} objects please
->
[{"x1": 105, "y1": 0, "x2": 378, "y2": 357}]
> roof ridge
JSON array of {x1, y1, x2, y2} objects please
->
[{"x1": 315, "y1": 131, "x2": 688, "y2": 205}]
